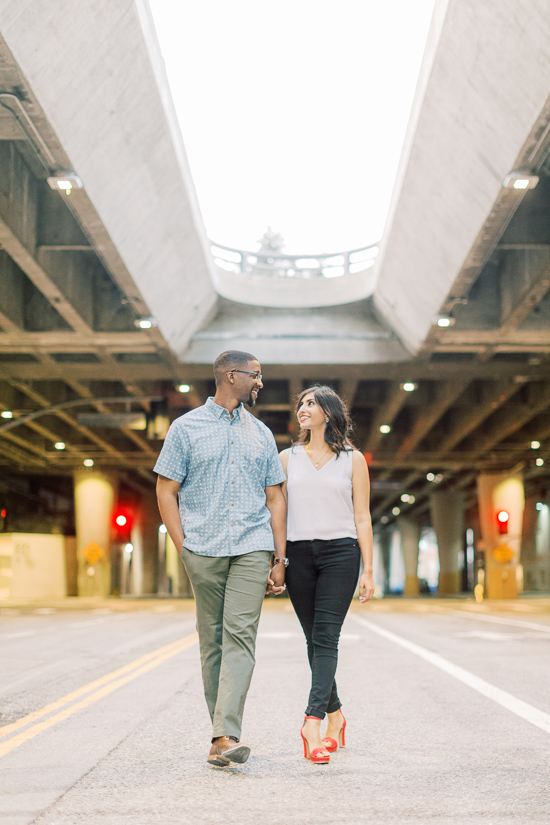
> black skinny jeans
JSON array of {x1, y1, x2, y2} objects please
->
[{"x1": 285, "y1": 538, "x2": 361, "y2": 719}]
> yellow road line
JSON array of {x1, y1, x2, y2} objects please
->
[{"x1": 0, "y1": 632, "x2": 198, "y2": 752}]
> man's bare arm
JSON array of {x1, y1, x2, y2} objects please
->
[
  {"x1": 265, "y1": 483, "x2": 287, "y2": 593},
  {"x1": 156, "y1": 475, "x2": 184, "y2": 551}
]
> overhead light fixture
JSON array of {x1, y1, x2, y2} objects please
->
[
  {"x1": 401, "y1": 382, "x2": 417, "y2": 392},
  {"x1": 502, "y1": 171, "x2": 539, "y2": 191},
  {"x1": 536, "y1": 502, "x2": 544, "y2": 510},
  {"x1": 159, "y1": 524, "x2": 168, "y2": 534},
  {"x1": 401, "y1": 494, "x2": 410, "y2": 503},
  {"x1": 392, "y1": 506, "x2": 401, "y2": 516},
  {"x1": 380, "y1": 515, "x2": 389, "y2": 524},
  {"x1": 47, "y1": 171, "x2": 83, "y2": 195},
  {"x1": 531, "y1": 441, "x2": 541, "y2": 450},
  {"x1": 536, "y1": 458, "x2": 544, "y2": 467},
  {"x1": 134, "y1": 316, "x2": 158, "y2": 330},
  {"x1": 54, "y1": 441, "x2": 66, "y2": 450},
  {"x1": 177, "y1": 384, "x2": 191, "y2": 394},
  {"x1": 1, "y1": 410, "x2": 13, "y2": 419},
  {"x1": 433, "y1": 314, "x2": 455, "y2": 328},
  {"x1": 83, "y1": 459, "x2": 94, "y2": 467},
  {"x1": 426, "y1": 472, "x2": 435, "y2": 482},
  {"x1": 379, "y1": 424, "x2": 391, "y2": 434}
]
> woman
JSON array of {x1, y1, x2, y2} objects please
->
[{"x1": 279, "y1": 385, "x2": 375, "y2": 764}]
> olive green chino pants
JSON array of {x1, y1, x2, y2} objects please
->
[{"x1": 181, "y1": 547, "x2": 271, "y2": 741}]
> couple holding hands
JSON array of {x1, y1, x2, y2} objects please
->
[{"x1": 156, "y1": 350, "x2": 374, "y2": 768}]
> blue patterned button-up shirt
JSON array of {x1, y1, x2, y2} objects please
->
[{"x1": 154, "y1": 397, "x2": 286, "y2": 557}]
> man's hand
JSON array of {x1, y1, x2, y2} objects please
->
[{"x1": 266, "y1": 562, "x2": 286, "y2": 595}]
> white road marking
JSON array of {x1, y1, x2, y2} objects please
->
[
  {"x1": 442, "y1": 608, "x2": 550, "y2": 634},
  {"x1": 0, "y1": 630, "x2": 36, "y2": 639},
  {"x1": 68, "y1": 619, "x2": 110, "y2": 628},
  {"x1": 349, "y1": 613, "x2": 550, "y2": 736},
  {"x1": 453, "y1": 630, "x2": 527, "y2": 641}
]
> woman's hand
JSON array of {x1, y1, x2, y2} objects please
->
[
  {"x1": 266, "y1": 563, "x2": 286, "y2": 595},
  {"x1": 359, "y1": 572, "x2": 375, "y2": 603}
]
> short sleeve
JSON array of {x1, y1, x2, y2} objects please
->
[
  {"x1": 264, "y1": 430, "x2": 286, "y2": 487},
  {"x1": 153, "y1": 420, "x2": 189, "y2": 483}
]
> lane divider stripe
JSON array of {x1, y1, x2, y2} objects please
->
[
  {"x1": 0, "y1": 633, "x2": 198, "y2": 739},
  {"x1": 349, "y1": 614, "x2": 550, "y2": 736},
  {"x1": 0, "y1": 633, "x2": 198, "y2": 758},
  {"x1": 439, "y1": 607, "x2": 550, "y2": 634}
]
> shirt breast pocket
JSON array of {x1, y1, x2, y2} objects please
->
[{"x1": 244, "y1": 432, "x2": 267, "y2": 479}]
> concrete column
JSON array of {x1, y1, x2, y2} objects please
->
[
  {"x1": 398, "y1": 515, "x2": 421, "y2": 596},
  {"x1": 378, "y1": 529, "x2": 392, "y2": 594},
  {"x1": 74, "y1": 470, "x2": 118, "y2": 598},
  {"x1": 430, "y1": 490, "x2": 464, "y2": 595},
  {"x1": 129, "y1": 518, "x2": 143, "y2": 595},
  {"x1": 477, "y1": 473, "x2": 525, "y2": 599},
  {"x1": 138, "y1": 492, "x2": 161, "y2": 594}
]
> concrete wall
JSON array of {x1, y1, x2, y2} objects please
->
[{"x1": 0, "y1": 533, "x2": 67, "y2": 599}]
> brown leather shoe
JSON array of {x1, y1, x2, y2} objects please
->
[{"x1": 207, "y1": 736, "x2": 251, "y2": 767}]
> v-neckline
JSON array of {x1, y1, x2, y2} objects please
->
[{"x1": 303, "y1": 447, "x2": 336, "y2": 473}]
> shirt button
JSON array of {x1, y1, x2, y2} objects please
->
[
  {"x1": 231, "y1": 481, "x2": 234, "y2": 484},
  {"x1": 231, "y1": 503, "x2": 234, "y2": 506},
  {"x1": 231, "y1": 461, "x2": 234, "y2": 464},
  {"x1": 231, "y1": 441, "x2": 233, "y2": 444}
]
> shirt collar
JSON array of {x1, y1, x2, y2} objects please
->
[{"x1": 206, "y1": 397, "x2": 244, "y2": 420}]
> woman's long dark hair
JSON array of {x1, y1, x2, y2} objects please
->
[{"x1": 294, "y1": 385, "x2": 354, "y2": 457}]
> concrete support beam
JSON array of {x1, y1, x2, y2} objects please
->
[
  {"x1": 499, "y1": 248, "x2": 550, "y2": 333},
  {"x1": 398, "y1": 515, "x2": 421, "y2": 596},
  {"x1": 397, "y1": 380, "x2": 470, "y2": 457},
  {"x1": 364, "y1": 382, "x2": 407, "y2": 452},
  {"x1": 430, "y1": 489, "x2": 464, "y2": 594},
  {"x1": 74, "y1": 469, "x2": 117, "y2": 597},
  {"x1": 0, "y1": 0, "x2": 218, "y2": 358},
  {"x1": 374, "y1": 0, "x2": 550, "y2": 352},
  {"x1": 477, "y1": 472, "x2": 525, "y2": 599}
]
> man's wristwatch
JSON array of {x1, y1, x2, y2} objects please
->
[{"x1": 272, "y1": 557, "x2": 289, "y2": 568}]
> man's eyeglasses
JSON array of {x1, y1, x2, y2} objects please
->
[{"x1": 229, "y1": 369, "x2": 262, "y2": 382}]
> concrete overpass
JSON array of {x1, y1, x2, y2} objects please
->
[{"x1": 0, "y1": 0, "x2": 549, "y2": 599}]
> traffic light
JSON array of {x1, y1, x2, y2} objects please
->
[
  {"x1": 113, "y1": 509, "x2": 133, "y2": 541},
  {"x1": 496, "y1": 509, "x2": 509, "y2": 535}
]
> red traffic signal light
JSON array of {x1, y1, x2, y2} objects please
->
[
  {"x1": 113, "y1": 509, "x2": 133, "y2": 538},
  {"x1": 496, "y1": 510, "x2": 509, "y2": 534}
]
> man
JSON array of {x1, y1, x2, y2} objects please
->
[{"x1": 155, "y1": 350, "x2": 287, "y2": 767}]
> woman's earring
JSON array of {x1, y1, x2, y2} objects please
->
[{"x1": 325, "y1": 418, "x2": 329, "y2": 423}]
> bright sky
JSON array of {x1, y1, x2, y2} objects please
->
[{"x1": 149, "y1": 0, "x2": 436, "y2": 255}]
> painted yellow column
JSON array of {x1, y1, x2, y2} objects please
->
[
  {"x1": 430, "y1": 490, "x2": 464, "y2": 594},
  {"x1": 398, "y1": 515, "x2": 421, "y2": 596},
  {"x1": 477, "y1": 473, "x2": 524, "y2": 599},
  {"x1": 74, "y1": 470, "x2": 117, "y2": 597}
]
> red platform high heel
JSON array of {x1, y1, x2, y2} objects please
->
[
  {"x1": 322, "y1": 711, "x2": 346, "y2": 753},
  {"x1": 301, "y1": 716, "x2": 330, "y2": 764}
]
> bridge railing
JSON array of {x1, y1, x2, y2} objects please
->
[{"x1": 210, "y1": 242, "x2": 379, "y2": 280}]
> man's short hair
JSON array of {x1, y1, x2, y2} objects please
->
[{"x1": 213, "y1": 350, "x2": 258, "y2": 386}]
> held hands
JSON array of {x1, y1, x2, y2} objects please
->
[
  {"x1": 359, "y1": 572, "x2": 375, "y2": 603},
  {"x1": 266, "y1": 563, "x2": 286, "y2": 596}
]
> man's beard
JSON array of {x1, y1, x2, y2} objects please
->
[{"x1": 246, "y1": 390, "x2": 258, "y2": 407}]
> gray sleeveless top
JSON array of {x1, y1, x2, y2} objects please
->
[{"x1": 286, "y1": 445, "x2": 357, "y2": 541}]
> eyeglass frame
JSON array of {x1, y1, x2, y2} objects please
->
[{"x1": 227, "y1": 369, "x2": 263, "y2": 382}]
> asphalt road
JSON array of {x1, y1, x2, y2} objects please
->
[{"x1": 1, "y1": 596, "x2": 550, "y2": 825}]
